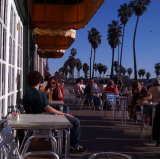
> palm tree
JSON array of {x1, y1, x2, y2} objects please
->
[
  {"x1": 97, "y1": 63, "x2": 104, "y2": 77},
  {"x1": 154, "y1": 62, "x2": 160, "y2": 78},
  {"x1": 127, "y1": 68, "x2": 133, "y2": 78},
  {"x1": 83, "y1": 63, "x2": 89, "y2": 78},
  {"x1": 141, "y1": 69, "x2": 146, "y2": 79},
  {"x1": 58, "y1": 67, "x2": 65, "y2": 76},
  {"x1": 146, "y1": 72, "x2": 151, "y2": 79},
  {"x1": 138, "y1": 69, "x2": 145, "y2": 79},
  {"x1": 107, "y1": 20, "x2": 122, "y2": 76},
  {"x1": 129, "y1": 0, "x2": 151, "y2": 80},
  {"x1": 88, "y1": 30, "x2": 93, "y2": 79},
  {"x1": 102, "y1": 65, "x2": 108, "y2": 78},
  {"x1": 94, "y1": 63, "x2": 98, "y2": 77},
  {"x1": 76, "y1": 58, "x2": 82, "y2": 78},
  {"x1": 88, "y1": 28, "x2": 101, "y2": 78},
  {"x1": 67, "y1": 56, "x2": 77, "y2": 79},
  {"x1": 63, "y1": 61, "x2": 69, "y2": 79},
  {"x1": 113, "y1": 61, "x2": 119, "y2": 74},
  {"x1": 121, "y1": 66, "x2": 126, "y2": 75},
  {"x1": 64, "y1": 67, "x2": 69, "y2": 79},
  {"x1": 118, "y1": 3, "x2": 133, "y2": 68},
  {"x1": 70, "y1": 48, "x2": 77, "y2": 57},
  {"x1": 67, "y1": 48, "x2": 77, "y2": 78},
  {"x1": 138, "y1": 69, "x2": 142, "y2": 79}
]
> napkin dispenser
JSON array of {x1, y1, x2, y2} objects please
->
[{"x1": 7, "y1": 113, "x2": 20, "y2": 121}]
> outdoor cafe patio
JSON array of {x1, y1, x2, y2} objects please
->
[{"x1": 1, "y1": 84, "x2": 160, "y2": 159}]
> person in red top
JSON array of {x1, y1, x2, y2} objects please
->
[
  {"x1": 105, "y1": 80, "x2": 119, "y2": 94},
  {"x1": 45, "y1": 76, "x2": 69, "y2": 113}
]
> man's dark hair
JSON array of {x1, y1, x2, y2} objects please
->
[
  {"x1": 27, "y1": 71, "x2": 43, "y2": 87},
  {"x1": 89, "y1": 79, "x2": 94, "y2": 82},
  {"x1": 76, "y1": 78, "x2": 81, "y2": 84}
]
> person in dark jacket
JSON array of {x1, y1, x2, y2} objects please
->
[{"x1": 84, "y1": 79, "x2": 102, "y2": 110}]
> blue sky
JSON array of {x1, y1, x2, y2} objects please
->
[{"x1": 48, "y1": 0, "x2": 160, "y2": 79}]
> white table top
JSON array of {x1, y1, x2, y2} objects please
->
[
  {"x1": 7, "y1": 114, "x2": 72, "y2": 129},
  {"x1": 49, "y1": 101, "x2": 64, "y2": 105},
  {"x1": 142, "y1": 102, "x2": 158, "y2": 107}
]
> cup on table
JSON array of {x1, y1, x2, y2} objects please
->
[
  {"x1": 48, "y1": 92, "x2": 53, "y2": 102},
  {"x1": 40, "y1": 88, "x2": 45, "y2": 92}
]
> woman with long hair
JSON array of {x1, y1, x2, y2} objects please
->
[{"x1": 45, "y1": 76, "x2": 69, "y2": 113}]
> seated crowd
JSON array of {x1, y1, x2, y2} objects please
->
[
  {"x1": 25, "y1": 71, "x2": 160, "y2": 152},
  {"x1": 26, "y1": 71, "x2": 87, "y2": 153}
]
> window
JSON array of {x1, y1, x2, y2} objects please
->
[{"x1": 0, "y1": 0, "x2": 23, "y2": 119}]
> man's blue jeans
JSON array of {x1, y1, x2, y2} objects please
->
[
  {"x1": 54, "y1": 105, "x2": 69, "y2": 114},
  {"x1": 63, "y1": 105, "x2": 69, "y2": 114},
  {"x1": 85, "y1": 95, "x2": 101, "y2": 108},
  {"x1": 66, "y1": 116, "x2": 81, "y2": 148}
]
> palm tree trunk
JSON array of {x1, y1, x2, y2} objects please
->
[
  {"x1": 133, "y1": 16, "x2": 139, "y2": 80},
  {"x1": 90, "y1": 47, "x2": 92, "y2": 79},
  {"x1": 92, "y1": 49, "x2": 96, "y2": 78},
  {"x1": 111, "y1": 48, "x2": 115, "y2": 76},
  {"x1": 120, "y1": 25, "x2": 125, "y2": 68},
  {"x1": 118, "y1": 44, "x2": 120, "y2": 65}
]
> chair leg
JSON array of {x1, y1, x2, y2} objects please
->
[
  {"x1": 68, "y1": 95, "x2": 71, "y2": 104},
  {"x1": 130, "y1": 110, "x2": 135, "y2": 129}
]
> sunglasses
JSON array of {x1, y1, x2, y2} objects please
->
[{"x1": 51, "y1": 82, "x2": 56, "y2": 84}]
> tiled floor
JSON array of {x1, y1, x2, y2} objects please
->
[{"x1": 27, "y1": 84, "x2": 160, "y2": 159}]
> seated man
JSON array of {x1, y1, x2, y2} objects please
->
[
  {"x1": 74, "y1": 78, "x2": 84, "y2": 97},
  {"x1": 26, "y1": 71, "x2": 87, "y2": 153},
  {"x1": 105, "y1": 80, "x2": 119, "y2": 94},
  {"x1": 79, "y1": 79, "x2": 86, "y2": 90},
  {"x1": 148, "y1": 78, "x2": 160, "y2": 103},
  {"x1": 84, "y1": 79, "x2": 102, "y2": 110}
]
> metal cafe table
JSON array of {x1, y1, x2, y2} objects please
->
[
  {"x1": 116, "y1": 96, "x2": 128, "y2": 125},
  {"x1": 7, "y1": 114, "x2": 72, "y2": 158},
  {"x1": 49, "y1": 101, "x2": 64, "y2": 112},
  {"x1": 142, "y1": 102, "x2": 158, "y2": 140}
]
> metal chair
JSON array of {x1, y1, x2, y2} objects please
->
[
  {"x1": 104, "y1": 93, "x2": 119, "y2": 117},
  {"x1": 67, "y1": 87, "x2": 76, "y2": 104},
  {"x1": 89, "y1": 152, "x2": 132, "y2": 159},
  {"x1": 0, "y1": 119, "x2": 59, "y2": 159},
  {"x1": 79, "y1": 94, "x2": 95, "y2": 110},
  {"x1": 74, "y1": 89, "x2": 84, "y2": 108},
  {"x1": 130, "y1": 104, "x2": 147, "y2": 136}
]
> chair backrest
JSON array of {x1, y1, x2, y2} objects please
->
[
  {"x1": 68, "y1": 87, "x2": 75, "y2": 94},
  {"x1": 0, "y1": 120, "x2": 20, "y2": 159},
  {"x1": 74, "y1": 89, "x2": 81, "y2": 97},
  {"x1": 106, "y1": 94, "x2": 119, "y2": 102},
  {"x1": 89, "y1": 152, "x2": 132, "y2": 159}
]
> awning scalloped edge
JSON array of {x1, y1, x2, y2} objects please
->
[
  {"x1": 38, "y1": 48, "x2": 65, "y2": 53},
  {"x1": 34, "y1": 28, "x2": 76, "y2": 39}
]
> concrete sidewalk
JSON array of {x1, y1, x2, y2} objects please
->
[{"x1": 64, "y1": 84, "x2": 160, "y2": 159}]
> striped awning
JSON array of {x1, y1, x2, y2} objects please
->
[{"x1": 33, "y1": 0, "x2": 105, "y2": 30}]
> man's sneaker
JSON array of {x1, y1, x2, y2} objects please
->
[
  {"x1": 75, "y1": 145, "x2": 87, "y2": 153},
  {"x1": 70, "y1": 145, "x2": 87, "y2": 153}
]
